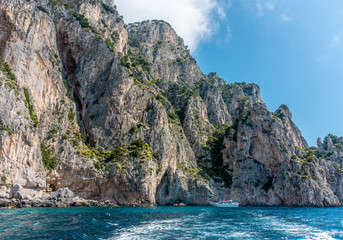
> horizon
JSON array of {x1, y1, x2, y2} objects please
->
[{"x1": 116, "y1": 0, "x2": 343, "y2": 146}]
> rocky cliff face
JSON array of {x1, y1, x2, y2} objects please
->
[{"x1": 0, "y1": 0, "x2": 342, "y2": 207}]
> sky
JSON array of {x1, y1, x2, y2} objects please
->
[{"x1": 115, "y1": 0, "x2": 343, "y2": 146}]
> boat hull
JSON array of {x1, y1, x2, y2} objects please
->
[{"x1": 212, "y1": 203, "x2": 239, "y2": 208}]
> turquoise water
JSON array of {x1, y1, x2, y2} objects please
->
[{"x1": 0, "y1": 207, "x2": 343, "y2": 239}]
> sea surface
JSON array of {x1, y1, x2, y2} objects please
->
[{"x1": 0, "y1": 206, "x2": 343, "y2": 239}]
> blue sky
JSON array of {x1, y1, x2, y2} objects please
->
[{"x1": 116, "y1": 0, "x2": 343, "y2": 146}]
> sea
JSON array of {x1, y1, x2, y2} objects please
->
[{"x1": 0, "y1": 206, "x2": 342, "y2": 239}]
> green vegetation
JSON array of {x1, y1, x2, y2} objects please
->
[
  {"x1": 152, "y1": 152, "x2": 159, "y2": 159},
  {"x1": 50, "y1": 128, "x2": 57, "y2": 134},
  {"x1": 48, "y1": 128, "x2": 58, "y2": 138},
  {"x1": 131, "y1": 138, "x2": 145, "y2": 148},
  {"x1": 68, "y1": 108, "x2": 76, "y2": 122},
  {"x1": 272, "y1": 115, "x2": 280, "y2": 121},
  {"x1": 128, "y1": 37, "x2": 140, "y2": 48},
  {"x1": 290, "y1": 147, "x2": 318, "y2": 180},
  {"x1": 120, "y1": 55, "x2": 131, "y2": 69},
  {"x1": 70, "y1": 11, "x2": 100, "y2": 38},
  {"x1": 41, "y1": 142, "x2": 56, "y2": 170},
  {"x1": 23, "y1": 88, "x2": 39, "y2": 128},
  {"x1": 219, "y1": 82, "x2": 258, "y2": 101},
  {"x1": 167, "y1": 112, "x2": 179, "y2": 121},
  {"x1": 0, "y1": 61, "x2": 17, "y2": 89},
  {"x1": 63, "y1": 81, "x2": 74, "y2": 100},
  {"x1": 105, "y1": 38, "x2": 115, "y2": 52},
  {"x1": 129, "y1": 123, "x2": 147, "y2": 134},
  {"x1": 48, "y1": 0, "x2": 79, "y2": 9},
  {"x1": 199, "y1": 124, "x2": 232, "y2": 187},
  {"x1": 174, "y1": 107, "x2": 186, "y2": 123},
  {"x1": 324, "y1": 134, "x2": 343, "y2": 150},
  {"x1": 101, "y1": 19, "x2": 108, "y2": 28},
  {"x1": 130, "y1": 52, "x2": 151, "y2": 72},
  {"x1": 130, "y1": 125, "x2": 139, "y2": 133},
  {"x1": 118, "y1": 39, "x2": 152, "y2": 73},
  {"x1": 116, "y1": 16, "x2": 124, "y2": 22},
  {"x1": 262, "y1": 129, "x2": 275, "y2": 135},
  {"x1": 70, "y1": 10, "x2": 91, "y2": 28},
  {"x1": 219, "y1": 84, "x2": 233, "y2": 99},
  {"x1": 0, "y1": 125, "x2": 12, "y2": 135},
  {"x1": 300, "y1": 148, "x2": 315, "y2": 164},
  {"x1": 89, "y1": 113, "x2": 96, "y2": 120},
  {"x1": 111, "y1": 31, "x2": 120, "y2": 43},
  {"x1": 178, "y1": 162, "x2": 206, "y2": 183},
  {"x1": 161, "y1": 82, "x2": 202, "y2": 124},
  {"x1": 101, "y1": 2, "x2": 116, "y2": 14},
  {"x1": 239, "y1": 96, "x2": 249, "y2": 103},
  {"x1": 291, "y1": 135, "x2": 343, "y2": 165},
  {"x1": 90, "y1": 138, "x2": 158, "y2": 173},
  {"x1": 37, "y1": 6, "x2": 48, "y2": 13},
  {"x1": 144, "y1": 104, "x2": 154, "y2": 112},
  {"x1": 121, "y1": 50, "x2": 151, "y2": 72},
  {"x1": 290, "y1": 138, "x2": 343, "y2": 182},
  {"x1": 1, "y1": 176, "x2": 6, "y2": 183}
]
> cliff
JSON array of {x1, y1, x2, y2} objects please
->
[{"x1": 0, "y1": 0, "x2": 342, "y2": 207}]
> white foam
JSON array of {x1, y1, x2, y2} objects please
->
[
  {"x1": 248, "y1": 211, "x2": 338, "y2": 240},
  {"x1": 106, "y1": 222, "x2": 118, "y2": 226},
  {"x1": 105, "y1": 209, "x2": 342, "y2": 240},
  {"x1": 107, "y1": 216, "x2": 200, "y2": 240}
]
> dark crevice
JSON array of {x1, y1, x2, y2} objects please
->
[
  {"x1": 73, "y1": 83, "x2": 82, "y2": 112},
  {"x1": 0, "y1": 12, "x2": 14, "y2": 59},
  {"x1": 64, "y1": 49, "x2": 77, "y2": 77},
  {"x1": 56, "y1": 28, "x2": 96, "y2": 145},
  {"x1": 155, "y1": 171, "x2": 170, "y2": 205},
  {"x1": 262, "y1": 176, "x2": 274, "y2": 192}
]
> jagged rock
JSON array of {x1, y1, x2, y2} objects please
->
[
  {"x1": 173, "y1": 203, "x2": 186, "y2": 207},
  {"x1": 51, "y1": 188, "x2": 74, "y2": 200},
  {"x1": 327, "y1": 136, "x2": 334, "y2": 151},
  {"x1": 0, "y1": 0, "x2": 342, "y2": 207},
  {"x1": 9, "y1": 184, "x2": 24, "y2": 200},
  {"x1": 317, "y1": 137, "x2": 324, "y2": 153}
]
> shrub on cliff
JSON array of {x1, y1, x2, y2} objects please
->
[{"x1": 41, "y1": 142, "x2": 56, "y2": 170}]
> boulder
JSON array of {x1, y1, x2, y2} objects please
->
[
  {"x1": 326, "y1": 136, "x2": 334, "y2": 151},
  {"x1": 173, "y1": 203, "x2": 186, "y2": 207},
  {"x1": 9, "y1": 184, "x2": 24, "y2": 200},
  {"x1": 51, "y1": 188, "x2": 74, "y2": 200}
]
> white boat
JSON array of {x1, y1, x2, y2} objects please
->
[{"x1": 211, "y1": 200, "x2": 239, "y2": 207}]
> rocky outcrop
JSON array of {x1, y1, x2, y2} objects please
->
[
  {"x1": 317, "y1": 137, "x2": 324, "y2": 153},
  {"x1": 0, "y1": 0, "x2": 343, "y2": 207},
  {"x1": 0, "y1": 186, "x2": 123, "y2": 208}
]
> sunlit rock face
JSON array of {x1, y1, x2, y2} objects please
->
[{"x1": 0, "y1": 0, "x2": 342, "y2": 207}]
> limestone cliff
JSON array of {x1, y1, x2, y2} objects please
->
[{"x1": 0, "y1": 0, "x2": 342, "y2": 207}]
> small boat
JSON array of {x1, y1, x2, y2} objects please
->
[{"x1": 211, "y1": 200, "x2": 239, "y2": 208}]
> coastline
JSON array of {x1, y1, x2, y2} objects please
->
[{"x1": 1, "y1": 198, "x2": 341, "y2": 209}]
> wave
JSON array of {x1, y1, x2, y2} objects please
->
[
  {"x1": 107, "y1": 210, "x2": 255, "y2": 240},
  {"x1": 247, "y1": 211, "x2": 339, "y2": 240}
]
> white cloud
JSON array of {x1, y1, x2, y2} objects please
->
[
  {"x1": 328, "y1": 35, "x2": 340, "y2": 48},
  {"x1": 256, "y1": 0, "x2": 264, "y2": 16},
  {"x1": 280, "y1": 13, "x2": 291, "y2": 22},
  {"x1": 115, "y1": 0, "x2": 229, "y2": 51},
  {"x1": 266, "y1": 3, "x2": 275, "y2": 10}
]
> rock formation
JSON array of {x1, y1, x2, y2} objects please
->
[{"x1": 0, "y1": 0, "x2": 342, "y2": 207}]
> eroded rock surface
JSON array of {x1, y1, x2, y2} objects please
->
[{"x1": 0, "y1": 0, "x2": 342, "y2": 207}]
